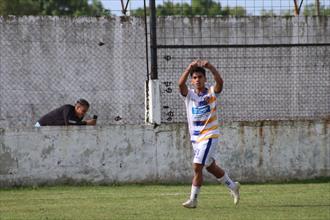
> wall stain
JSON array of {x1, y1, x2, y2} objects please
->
[
  {"x1": 41, "y1": 145, "x2": 55, "y2": 160},
  {"x1": 258, "y1": 122, "x2": 264, "y2": 167},
  {"x1": 321, "y1": 120, "x2": 330, "y2": 175},
  {"x1": 307, "y1": 121, "x2": 313, "y2": 138},
  {"x1": 83, "y1": 148, "x2": 95, "y2": 157},
  {"x1": 0, "y1": 148, "x2": 18, "y2": 175},
  {"x1": 269, "y1": 122, "x2": 278, "y2": 161},
  {"x1": 239, "y1": 123, "x2": 245, "y2": 163}
]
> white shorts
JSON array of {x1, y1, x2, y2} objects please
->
[{"x1": 192, "y1": 138, "x2": 217, "y2": 167}]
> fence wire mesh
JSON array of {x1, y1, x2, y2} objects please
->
[
  {"x1": 0, "y1": 17, "x2": 147, "y2": 128},
  {"x1": 156, "y1": 15, "x2": 330, "y2": 123},
  {"x1": 159, "y1": 46, "x2": 330, "y2": 123},
  {"x1": 1, "y1": 1, "x2": 330, "y2": 128},
  {"x1": 104, "y1": 0, "x2": 330, "y2": 16}
]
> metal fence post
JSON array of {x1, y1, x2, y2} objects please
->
[{"x1": 146, "y1": 0, "x2": 161, "y2": 125}]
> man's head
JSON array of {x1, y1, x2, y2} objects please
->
[
  {"x1": 74, "y1": 99, "x2": 90, "y2": 118},
  {"x1": 190, "y1": 67, "x2": 206, "y2": 90}
]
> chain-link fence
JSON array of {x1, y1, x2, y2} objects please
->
[
  {"x1": 157, "y1": 15, "x2": 330, "y2": 123},
  {"x1": 105, "y1": 0, "x2": 330, "y2": 16},
  {"x1": 159, "y1": 45, "x2": 330, "y2": 123},
  {"x1": 0, "y1": 16, "x2": 147, "y2": 128},
  {"x1": 1, "y1": 1, "x2": 330, "y2": 128}
]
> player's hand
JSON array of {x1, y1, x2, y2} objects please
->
[
  {"x1": 86, "y1": 119, "x2": 97, "y2": 125},
  {"x1": 200, "y1": 60, "x2": 212, "y2": 69},
  {"x1": 189, "y1": 60, "x2": 200, "y2": 69}
]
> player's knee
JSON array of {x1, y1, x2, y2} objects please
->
[
  {"x1": 193, "y1": 163, "x2": 204, "y2": 173},
  {"x1": 193, "y1": 167, "x2": 203, "y2": 174}
]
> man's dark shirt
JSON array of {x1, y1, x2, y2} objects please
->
[{"x1": 38, "y1": 105, "x2": 86, "y2": 126}]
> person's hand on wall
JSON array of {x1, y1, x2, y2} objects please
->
[{"x1": 85, "y1": 119, "x2": 97, "y2": 125}]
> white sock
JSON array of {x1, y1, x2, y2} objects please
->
[
  {"x1": 190, "y1": 185, "x2": 200, "y2": 201},
  {"x1": 218, "y1": 173, "x2": 236, "y2": 190}
]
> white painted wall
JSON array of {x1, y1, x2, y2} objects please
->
[{"x1": 1, "y1": 120, "x2": 329, "y2": 187}]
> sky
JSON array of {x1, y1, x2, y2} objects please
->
[{"x1": 100, "y1": 0, "x2": 330, "y2": 16}]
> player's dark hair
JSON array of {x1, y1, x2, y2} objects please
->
[
  {"x1": 190, "y1": 67, "x2": 206, "y2": 77},
  {"x1": 76, "y1": 98, "x2": 90, "y2": 108}
]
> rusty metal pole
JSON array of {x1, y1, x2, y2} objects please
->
[{"x1": 294, "y1": 0, "x2": 299, "y2": 16}]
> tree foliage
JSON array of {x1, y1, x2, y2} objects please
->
[
  {"x1": 131, "y1": 1, "x2": 330, "y2": 17},
  {"x1": 260, "y1": 10, "x2": 276, "y2": 16},
  {"x1": 0, "y1": 0, "x2": 110, "y2": 16},
  {"x1": 303, "y1": 3, "x2": 330, "y2": 16},
  {"x1": 131, "y1": 0, "x2": 246, "y2": 16}
]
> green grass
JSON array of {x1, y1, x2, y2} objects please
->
[{"x1": 0, "y1": 183, "x2": 329, "y2": 220}]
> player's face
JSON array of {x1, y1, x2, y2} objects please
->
[
  {"x1": 191, "y1": 72, "x2": 206, "y2": 89},
  {"x1": 75, "y1": 104, "x2": 89, "y2": 118}
]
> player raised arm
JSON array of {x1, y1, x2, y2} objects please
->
[
  {"x1": 201, "y1": 60, "x2": 223, "y2": 93},
  {"x1": 178, "y1": 60, "x2": 199, "y2": 96}
]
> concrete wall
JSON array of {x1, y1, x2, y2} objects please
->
[
  {"x1": 1, "y1": 120, "x2": 329, "y2": 187},
  {"x1": 0, "y1": 16, "x2": 147, "y2": 128},
  {"x1": 157, "y1": 16, "x2": 330, "y2": 122},
  {"x1": 1, "y1": 16, "x2": 329, "y2": 128}
]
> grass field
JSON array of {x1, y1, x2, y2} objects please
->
[{"x1": 0, "y1": 182, "x2": 329, "y2": 220}]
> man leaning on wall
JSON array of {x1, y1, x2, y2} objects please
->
[{"x1": 34, "y1": 99, "x2": 97, "y2": 127}]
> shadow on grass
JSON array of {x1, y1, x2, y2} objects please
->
[
  {"x1": 211, "y1": 204, "x2": 330, "y2": 210},
  {"x1": 1, "y1": 177, "x2": 329, "y2": 190},
  {"x1": 233, "y1": 176, "x2": 330, "y2": 185},
  {"x1": 255, "y1": 204, "x2": 330, "y2": 208}
]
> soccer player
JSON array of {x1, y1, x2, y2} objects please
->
[
  {"x1": 35, "y1": 98, "x2": 96, "y2": 127},
  {"x1": 178, "y1": 60, "x2": 240, "y2": 208}
]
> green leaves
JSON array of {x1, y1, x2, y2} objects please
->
[
  {"x1": 131, "y1": 0, "x2": 247, "y2": 17},
  {"x1": 0, "y1": 0, "x2": 111, "y2": 16}
]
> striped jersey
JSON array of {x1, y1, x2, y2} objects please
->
[{"x1": 184, "y1": 86, "x2": 220, "y2": 143}]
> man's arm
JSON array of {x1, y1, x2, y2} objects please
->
[
  {"x1": 178, "y1": 60, "x2": 199, "y2": 96},
  {"x1": 201, "y1": 60, "x2": 223, "y2": 93},
  {"x1": 62, "y1": 106, "x2": 70, "y2": 125},
  {"x1": 74, "y1": 119, "x2": 96, "y2": 125},
  {"x1": 84, "y1": 119, "x2": 96, "y2": 125},
  {"x1": 64, "y1": 106, "x2": 95, "y2": 125}
]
